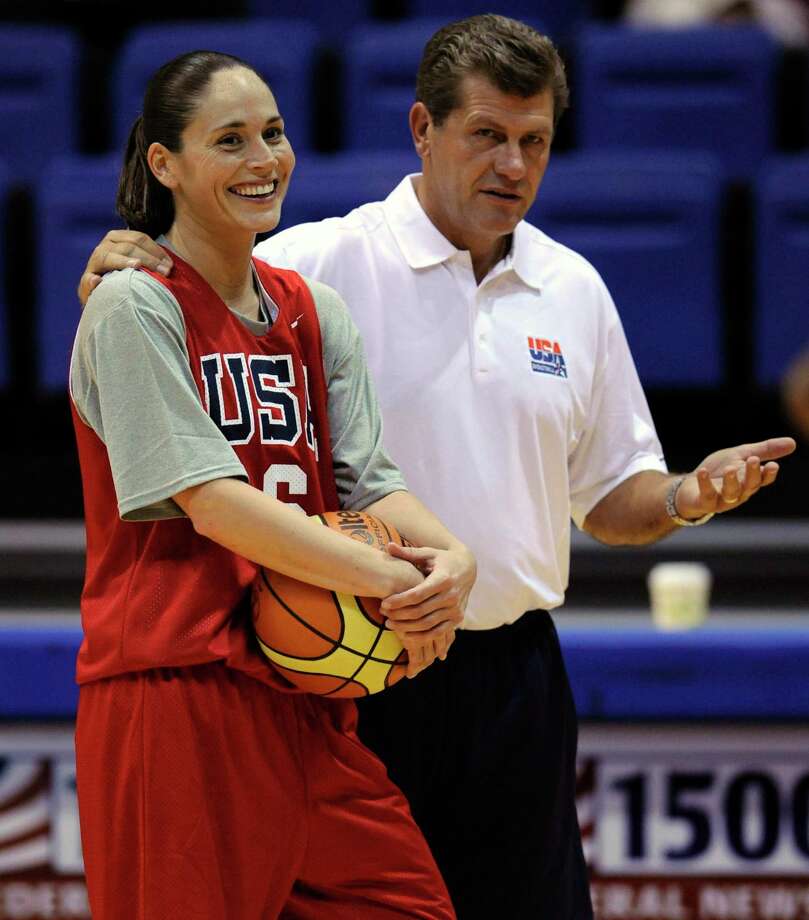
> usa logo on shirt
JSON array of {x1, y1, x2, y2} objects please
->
[{"x1": 528, "y1": 336, "x2": 568, "y2": 378}]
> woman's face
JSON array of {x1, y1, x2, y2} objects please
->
[{"x1": 159, "y1": 66, "x2": 295, "y2": 238}]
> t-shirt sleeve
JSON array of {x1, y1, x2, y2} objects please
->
[
  {"x1": 304, "y1": 277, "x2": 408, "y2": 509},
  {"x1": 69, "y1": 268, "x2": 248, "y2": 521},
  {"x1": 568, "y1": 282, "x2": 667, "y2": 529}
]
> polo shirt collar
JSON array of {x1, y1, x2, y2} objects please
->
[
  {"x1": 384, "y1": 174, "x2": 457, "y2": 269},
  {"x1": 384, "y1": 173, "x2": 543, "y2": 290},
  {"x1": 506, "y1": 222, "x2": 544, "y2": 291}
]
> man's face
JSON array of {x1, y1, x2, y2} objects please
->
[{"x1": 412, "y1": 73, "x2": 555, "y2": 255}]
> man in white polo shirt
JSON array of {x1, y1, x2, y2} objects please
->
[{"x1": 78, "y1": 14, "x2": 795, "y2": 919}]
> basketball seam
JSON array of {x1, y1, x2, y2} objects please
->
[
  {"x1": 259, "y1": 568, "x2": 346, "y2": 657},
  {"x1": 323, "y1": 613, "x2": 391, "y2": 697},
  {"x1": 271, "y1": 659, "x2": 370, "y2": 697},
  {"x1": 259, "y1": 569, "x2": 398, "y2": 664}
]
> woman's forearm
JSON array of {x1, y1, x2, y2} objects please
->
[
  {"x1": 364, "y1": 489, "x2": 470, "y2": 555},
  {"x1": 174, "y1": 477, "x2": 422, "y2": 598}
]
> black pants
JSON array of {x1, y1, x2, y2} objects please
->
[{"x1": 356, "y1": 611, "x2": 593, "y2": 920}]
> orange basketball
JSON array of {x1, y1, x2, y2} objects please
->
[{"x1": 251, "y1": 510, "x2": 409, "y2": 697}]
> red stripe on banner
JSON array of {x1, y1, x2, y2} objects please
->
[{"x1": 0, "y1": 765, "x2": 49, "y2": 817}]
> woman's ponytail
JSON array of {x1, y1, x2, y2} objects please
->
[{"x1": 116, "y1": 115, "x2": 174, "y2": 238}]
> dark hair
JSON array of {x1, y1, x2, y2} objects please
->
[
  {"x1": 117, "y1": 50, "x2": 263, "y2": 238},
  {"x1": 416, "y1": 14, "x2": 569, "y2": 130}
]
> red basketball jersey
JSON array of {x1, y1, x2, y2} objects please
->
[{"x1": 71, "y1": 252, "x2": 339, "y2": 689}]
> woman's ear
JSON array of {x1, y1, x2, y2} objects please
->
[{"x1": 147, "y1": 142, "x2": 178, "y2": 190}]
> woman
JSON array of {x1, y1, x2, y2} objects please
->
[{"x1": 70, "y1": 50, "x2": 474, "y2": 919}]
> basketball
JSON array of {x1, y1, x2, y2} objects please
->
[{"x1": 251, "y1": 509, "x2": 409, "y2": 697}]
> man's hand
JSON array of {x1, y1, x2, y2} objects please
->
[
  {"x1": 398, "y1": 628, "x2": 457, "y2": 680},
  {"x1": 78, "y1": 230, "x2": 173, "y2": 305},
  {"x1": 380, "y1": 544, "x2": 475, "y2": 677},
  {"x1": 675, "y1": 437, "x2": 797, "y2": 519}
]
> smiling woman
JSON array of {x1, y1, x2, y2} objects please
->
[
  {"x1": 67, "y1": 49, "x2": 469, "y2": 920},
  {"x1": 151, "y1": 73, "x2": 291, "y2": 238}
]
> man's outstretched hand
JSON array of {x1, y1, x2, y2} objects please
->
[
  {"x1": 675, "y1": 437, "x2": 797, "y2": 519},
  {"x1": 78, "y1": 230, "x2": 172, "y2": 305}
]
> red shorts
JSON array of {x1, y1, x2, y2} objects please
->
[{"x1": 75, "y1": 663, "x2": 454, "y2": 919}]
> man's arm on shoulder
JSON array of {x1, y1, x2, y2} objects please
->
[
  {"x1": 76, "y1": 221, "x2": 347, "y2": 306},
  {"x1": 78, "y1": 230, "x2": 173, "y2": 305},
  {"x1": 76, "y1": 224, "x2": 300, "y2": 306}
]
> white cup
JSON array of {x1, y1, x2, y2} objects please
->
[{"x1": 647, "y1": 562, "x2": 712, "y2": 631}]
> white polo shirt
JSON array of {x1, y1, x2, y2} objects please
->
[{"x1": 255, "y1": 175, "x2": 666, "y2": 628}]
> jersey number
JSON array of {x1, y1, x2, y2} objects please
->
[{"x1": 263, "y1": 463, "x2": 307, "y2": 515}]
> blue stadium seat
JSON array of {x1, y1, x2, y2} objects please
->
[
  {"x1": 0, "y1": 160, "x2": 8, "y2": 388},
  {"x1": 755, "y1": 157, "x2": 809, "y2": 387},
  {"x1": 111, "y1": 20, "x2": 320, "y2": 153},
  {"x1": 344, "y1": 19, "x2": 449, "y2": 151},
  {"x1": 528, "y1": 152, "x2": 723, "y2": 387},
  {"x1": 36, "y1": 156, "x2": 122, "y2": 391},
  {"x1": 275, "y1": 151, "x2": 421, "y2": 231},
  {"x1": 0, "y1": 26, "x2": 79, "y2": 186},
  {"x1": 247, "y1": 0, "x2": 367, "y2": 42},
  {"x1": 344, "y1": 17, "x2": 550, "y2": 151},
  {"x1": 403, "y1": 0, "x2": 581, "y2": 42},
  {"x1": 575, "y1": 25, "x2": 778, "y2": 182}
]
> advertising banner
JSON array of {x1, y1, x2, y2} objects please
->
[
  {"x1": 580, "y1": 725, "x2": 809, "y2": 920},
  {"x1": 1, "y1": 724, "x2": 808, "y2": 919}
]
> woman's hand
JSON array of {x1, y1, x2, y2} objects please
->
[{"x1": 380, "y1": 544, "x2": 476, "y2": 678}]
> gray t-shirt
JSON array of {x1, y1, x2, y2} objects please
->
[{"x1": 70, "y1": 265, "x2": 406, "y2": 521}]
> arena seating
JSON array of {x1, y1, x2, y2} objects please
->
[
  {"x1": 111, "y1": 19, "x2": 320, "y2": 153},
  {"x1": 276, "y1": 151, "x2": 421, "y2": 231},
  {"x1": 36, "y1": 155, "x2": 122, "y2": 392},
  {"x1": 403, "y1": 0, "x2": 583, "y2": 42},
  {"x1": 575, "y1": 25, "x2": 779, "y2": 182},
  {"x1": 343, "y1": 19, "x2": 454, "y2": 151},
  {"x1": 529, "y1": 152, "x2": 724, "y2": 387},
  {"x1": 755, "y1": 155, "x2": 809, "y2": 386},
  {"x1": 343, "y1": 15, "x2": 552, "y2": 151},
  {"x1": 247, "y1": 0, "x2": 367, "y2": 42},
  {"x1": 0, "y1": 26, "x2": 79, "y2": 187}
]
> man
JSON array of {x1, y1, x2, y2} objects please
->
[{"x1": 78, "y1": 15, "x2": 795, "y2": 919}]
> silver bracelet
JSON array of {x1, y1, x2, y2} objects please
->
[{"x1": 665, "y1": 476, "x2": 715, "y2": 527}]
